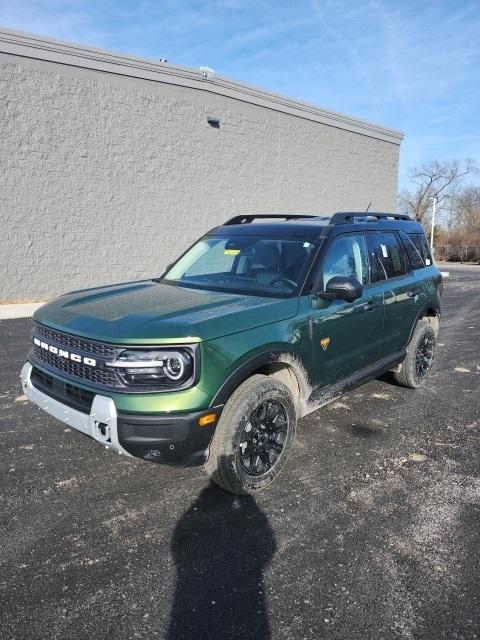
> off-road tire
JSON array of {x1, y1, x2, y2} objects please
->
[
  {"x1": 394, "y1": 319, "x2": 437, "y2": 388},
  {"x1": 205, "y1": 374, "x2": 297, "y2": 495}
]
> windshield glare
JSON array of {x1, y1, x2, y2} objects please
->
[{"x1": 162, "y1": 235, "x2": 317, "y2": 296}]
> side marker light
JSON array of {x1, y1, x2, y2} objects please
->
[{"x1": 198, "y1": 413, "x2": 217, "y2": 427}]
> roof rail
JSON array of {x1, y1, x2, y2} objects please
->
[
  {"x1": 224, "y1": 214, "x2": 320, "y2": 225},
  {"x1": 330, "y1": 211, "x2": 412, "y2": 225}
]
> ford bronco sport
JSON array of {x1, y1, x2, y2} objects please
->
[{"x1": 22, "y1": 212, "x2": 441, "y2": 494}]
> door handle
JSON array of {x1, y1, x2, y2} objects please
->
[
  {"x1": 363, "y1": 301, "x2": 381, "y2": 312},
  {"x1": 407, "y1": 289, "x2": 420, "y2": 298}
]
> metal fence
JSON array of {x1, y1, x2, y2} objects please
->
[{"x1": 435, "y1": 245, "x2": 480, "y2": 263}]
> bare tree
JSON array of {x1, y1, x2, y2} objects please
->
[
  {"x1": 398, "y1": 159, "x2": 478, "y2": 224},
  {"x1": 454, "y1": 185, "x2": 480, "y2": 232}
]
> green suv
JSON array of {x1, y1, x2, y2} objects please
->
[{"x1": 21, "y1": 212, "x2": 441, "y2": 494}]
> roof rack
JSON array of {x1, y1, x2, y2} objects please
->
[
  {"x1": 222, "y1": 212, "x2": 413, "y2": 227},
  {"x1": 330, "y1": 211, "x2": 412, "y2": 225},
  {"x1": 224, "y1": 214, "x2": 320, "y2": 225}
]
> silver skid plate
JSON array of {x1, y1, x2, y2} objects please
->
[{"x1": 21, "y1": 362, "x2": 131, "y2": 456}]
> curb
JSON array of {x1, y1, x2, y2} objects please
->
[{"x1": 0, "y1": 303, "x2": 45, "y2": 320}]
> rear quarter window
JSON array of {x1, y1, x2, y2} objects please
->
[
  {"x1": 408, "y1": 233, "x2": 433, "y2": 267},
  {"x1": 400, "y1": 232, "x2": 426, "y2": 270}
]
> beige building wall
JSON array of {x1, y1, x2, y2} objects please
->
[{"x1": 0, "y1": 29, "x2": 402, "y2": 302}]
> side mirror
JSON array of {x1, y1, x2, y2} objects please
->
[{"x1": 319, "y1": 276, "x2": 363, "y2": 302}]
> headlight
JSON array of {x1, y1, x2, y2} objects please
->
[{"x1": 106, "y1": 348, "x2": 194, "y2": 388}]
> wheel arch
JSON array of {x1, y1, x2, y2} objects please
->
[
  {"x1": 209, "y1": 348, "x2": 312, "y2": 415},
  {"x1": 409, "y1": 301, "x2": 441, "y2": 341}
]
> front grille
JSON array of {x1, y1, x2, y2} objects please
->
[
  {"x1": 31, "y1": 366, "x2": 95, "y2": 414},
  {"x1": 31, "y1": 366, "x2": 53, "y2": 389},
  {"x1": 35, "y1": 324, "x2": 118, "y2": 357},
  {"x1": 33, "y1": 345, "x2": 118, "y2": 386},
  {"x1": 32, "y1": 323, "x2": 123, "y2": 389},
  {"x1": 31, "y1": 323, "x2": 198, "y2": 393}
]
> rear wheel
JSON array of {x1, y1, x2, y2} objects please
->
[
  {"x1": 394, "y1": 319, "x2": 437, "y2": 388},
  {"x1": 205, "y1": 374, "x2": 297, "y2": 494}
]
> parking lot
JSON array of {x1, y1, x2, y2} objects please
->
[{"x1": 1, "y1": 263, "x2": 479, "y2": 640}]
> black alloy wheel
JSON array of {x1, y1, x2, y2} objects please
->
[
  {"x1": 205, "y1": 374, "x2": 297, "y2": 494},
  {"x1": 393, "y1": 318, "x2": 437, "y2": 389},
  {"x1": 415, "y1": 332, "x2": 435, "y2": 379},
  {"x1": 239, "y1": 400, "x2": 289, "y2": 476}
]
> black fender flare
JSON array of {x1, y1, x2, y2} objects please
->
[
  {"x1": 209, "y1": 348, "x2": 308, "y2": 407},
  {"x1": 407, "y1": 299, "x2": 441, "y2": 343}
]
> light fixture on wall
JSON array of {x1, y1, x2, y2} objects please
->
[{"x1": 207, "y1": 116, "x2": 221, "y2": 129}]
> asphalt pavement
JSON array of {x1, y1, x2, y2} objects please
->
[{"x1": 1, "y1": 265, "x2": 479, "y2": 640}]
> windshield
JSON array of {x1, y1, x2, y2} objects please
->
[{"x1": 161, "y1": 234, "x2": 318, "y2": 297}]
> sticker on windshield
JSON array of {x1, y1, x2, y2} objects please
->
[
  {"x1": 381, "y1": 244, "x2": 388, "y2": 258},
  {"x1": 224, "y1": 249, "x2": 241, "y2": 255}
]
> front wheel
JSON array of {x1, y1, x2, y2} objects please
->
[
  {"x1": 394, "y1": 319, "x2": 437, "y2": 388},
  {"x1": 205, "y1": 374, "x2": 297, "y2": 494}
]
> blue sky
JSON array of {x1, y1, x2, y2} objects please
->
[{"x1": 1, "y1": 0, "x2": 479, "y2": 190}]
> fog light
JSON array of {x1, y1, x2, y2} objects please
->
[{"x1": 198, "y1": 412, "x2": 217, "y2": 427}]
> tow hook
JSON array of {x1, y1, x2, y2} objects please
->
[{"x1": 96, "y1": 421, "x2": 111, "y2": 442}]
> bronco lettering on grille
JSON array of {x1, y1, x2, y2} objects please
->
[{"x1": 33, "y1": 337, "x2": 97, "y2": 367}]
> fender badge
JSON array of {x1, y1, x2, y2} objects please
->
[{"x1": 320, "y1": 337, "x2": 331, "y2": 351}]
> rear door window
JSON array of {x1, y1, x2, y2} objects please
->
[{"x1": 367, "y1": 233, "x2": 408, "y2": 282}]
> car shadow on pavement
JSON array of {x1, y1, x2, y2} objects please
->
[
  {"x1": 376, "y1": 371, "x2": 399, "y2": 387},
  {"x1": 167, "y1": 482, "x2": 276, "y2": 640}
]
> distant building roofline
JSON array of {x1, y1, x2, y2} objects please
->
[{"x1": 0, "y1": 26, "x2": 404, "y2": 145}]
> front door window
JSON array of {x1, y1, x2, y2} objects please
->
[{"x1": 322, "y1": 234, "x2": 369, "y2": 289}]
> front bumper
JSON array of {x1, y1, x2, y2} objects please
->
[{"x1": 21, "y1": 363, "x2": 220, "y2": 466}]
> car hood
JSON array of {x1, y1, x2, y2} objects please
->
[{"x1": 33, "y1": 281, "x2": 299, "y2": 344}]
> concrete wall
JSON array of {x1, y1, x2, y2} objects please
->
[{"x1": 0, "y1": 29, "x2": 402, "y2": 302}]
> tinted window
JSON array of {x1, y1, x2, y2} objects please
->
[
  {"x1": 367, "y1": 233, "x2": 408, "y2": 282},
  {"x1": 322, "y1": 234, "x2": 369, "y2": 288},
  {"x1": 400, "y1": 232, "x2": 426, "y2": 270},
  {"x1": 409, "y1": 233, "x2": 432, "y2": 266}
]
